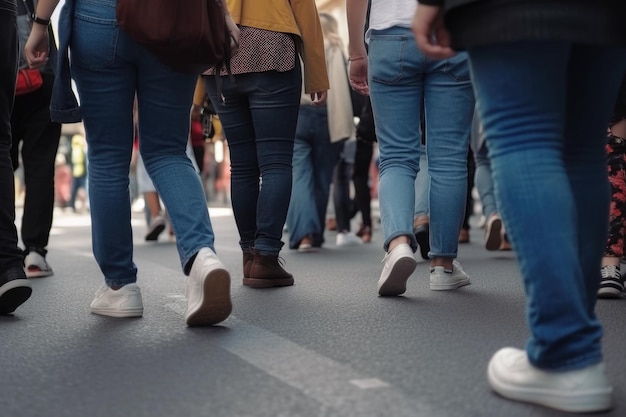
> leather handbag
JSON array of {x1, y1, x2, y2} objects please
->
[{"x1": 116, "y1": 0, "x2": 230, "y2": 74}]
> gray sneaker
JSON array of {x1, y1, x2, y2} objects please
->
[{"x1": 430, "y1": 260, "x2": 470, "y2": 290}]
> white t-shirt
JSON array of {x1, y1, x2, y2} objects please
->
[{"x1": 366, "y1": 0, "x2": 417, "y2": 42}]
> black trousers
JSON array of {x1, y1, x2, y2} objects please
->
[
  {"x1": 11, "y1": 73, "x2": 61, "y2": 252},
  {"x1": 0, "y1": 4, "x2": 24, "y2": 270},
  {"x1": 352, "y1": 138, "x2": 373, "y2": 228}
]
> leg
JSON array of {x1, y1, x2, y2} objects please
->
[
  {"x1": 286, "y1": 106, "x2": 319, "y2": 249},
  {"x1": 0, "y1": 8, "x2": 31, "y2": 314},
  {"x1": 368, "y1": 27, "x2": 422, "y2": 295},
  {"x1": 70, "y1": 10, "x2": 137, "y2": 287},
  {"x1": 353, "y1": 138, "x2": 373, "y2": 241},
  {"x1": 13, "y1": 74, "x2": 61, "y2": 259},
  {"x1": 135, "y1": 48, "x2": 215, "y2": 271},
  {"x1": 424, "y1": 52, "x2": 474, "y2": 264},
  {"x1": 469, "y1": 41, "x2": 626, "y2": 371},
  {"x1": 311, "y1": 112, "x2": 341, "y2": 247},
  {"x1": 368, "y1": 27, "x2": 422, "y2": 253},
  {"x1": 599, "y1": 117, "x2": 626, "y2": 297}
]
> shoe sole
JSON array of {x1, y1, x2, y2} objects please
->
[
  {"x1": 378, "y1": 256, "x2": 417, "y2": 296},
  {"x1": 242, "y1": 276, "x2": 295, "y2": 288},
  {"x1": 485, "y1": 218, "x2": 502, "y2": 251},
  {"x1": 25, "y1": 268, "x2": 53, "y2": 278},
  {"x1": 487, "y1": 360, "x2": 613, "y2": 413},
  {"x1": 91, "y1": 307, "x2": 144, "y2": 318},
  {"x1": 414, "y1": 225, "x2": 430, "y2": 260},
  {"x1": 297, "y1": 246, "x2": 320, "y2": 253},
  {"x1": 145, "y1": 223, "x2": 166, "y2": 241},
  {"x1": 0, "y1": 280, "x2": 32, "y2": 314},
  {"x1": 430, "y1": 277, "x2": 471, "y2": 291},
  {"x1": 597, "y1": 286, "x2": 623, "y2": 299},
  {"x1": 186, "y1": 268, "x2": 232, "y2": 326}
]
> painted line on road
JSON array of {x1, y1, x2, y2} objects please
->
[{"x1": 164, "y1": 298, "x2": 445, "y2": 417}]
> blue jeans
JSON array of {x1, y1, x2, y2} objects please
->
[
  {"x1": 205, "y1": 64, "x2": 302, "y2": 256},
  {"x1": 286, "y1": 105, "x2": 341, "y2": 249},
  {"x1": 468, "y1": 41, "x2": 626, "y2": 371},
  {"x1": 70, "y1": 0, "x2": 216, "y2": 286},
  {"x1": 368, "y1": 27, "x2": 474, "y2": 255}
]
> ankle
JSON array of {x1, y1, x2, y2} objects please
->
[
  {"x1": 431, "y1": 257, "x2": 454, "y2": 270},
  {"x1": 388, "y1": 236, "x2": 410, "y2": 252}
]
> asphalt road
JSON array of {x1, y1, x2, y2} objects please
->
[{"x1": 2, "y1": 206, "x2": 625, "y2": 417}]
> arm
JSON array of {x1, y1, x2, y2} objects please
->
[
  {"x1": 24, "y1": 0, "x2": 61, "y2": 68},
  {"x1": 220, "y1": 0, "x2": 240, "y2": 55},
  {"x1": 290, "y1": 0, "x2": 329, "y2": 104},
  {"x1": 346, "y1": 0, "x2": 369, "y2": 96}
]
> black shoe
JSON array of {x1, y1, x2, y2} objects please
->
[
  {"x1": 598, "y1": 265, "x2": 623, "y2": 299},
  {"x1": 0, "y1": 266, "x2": 32, "y2": 314},
  {"x1": 414, "y1": 224, "x2": 430, "y2": 260}
]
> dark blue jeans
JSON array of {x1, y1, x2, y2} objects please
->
[
  {"x1": 0, "y1": 2, "x2": 24, "y2": 271},
  {"x1": 469, "y1": 41, "x2": 626, "y2": 371},
  {"x1": 206, "y1": 64, "x2": 302, "y2": 256}
]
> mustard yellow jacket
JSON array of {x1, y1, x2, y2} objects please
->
[{"x1": 225, "y1": 0, "x2": 329, "y2": 94}]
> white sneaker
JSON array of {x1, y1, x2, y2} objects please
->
[
  {"x1": 90, "y1": 283, "x2": 144, "y2": 318},
  {"x1": 488, "y1": 347, "x2": 613, "y2": 413},
  {"x1": 24, "y1": 251, "x2": 53, "y2": 278},
  {"x1": 336, "y1": 232, "x2": 363, "y2": 247},
  {"x1": 186, "y1": 248, "x2": 232, "y2": 326},
  {"x1": 430, "y1": 260, "x2": 470, "y2": 290},
  {"x1": 145, "y1": 215, "x2": 166, "y2": 241},
  {"x1": 377, "y1": 243, "x2": 417, "y2": 296}
]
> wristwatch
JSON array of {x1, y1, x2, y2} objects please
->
[{"x1": 31, "y1": 13, "x2": 51, "y2": 26}]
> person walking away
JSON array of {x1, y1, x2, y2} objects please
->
[
  {"x1": 204, "y1": 0, "x2": 329, "y2": 288},
  {"x1": 0, "y1": 0, "x2": 32, "y2": 314},
  {"x1": 347, "y1": 0, "x2": 475, "y2": 297},
  {"x1": 11, "y1": 0, "x2": 61, "y2": 278},
  {"x1": 25, "y1": 0, "x2": 240, "y2": 326},
  {"x1": 414, "y1": 0, "x2": 626, "y2": 412},
  {"x1": 286, "y1": 12, "x2": 352, "y2": 252}
]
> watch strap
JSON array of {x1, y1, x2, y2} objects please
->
[{"x1": 31, "y1": 13, "x2": 50, "y2": 26}]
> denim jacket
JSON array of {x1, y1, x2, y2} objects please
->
[{"x1": 50, "y1": 0, "x2": 81, "y2": 123}]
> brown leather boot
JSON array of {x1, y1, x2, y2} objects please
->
[
  {"x1": 242, "y1": 250, "x2": 253, "y2": 278},
  {"x1": 244, "y1": 250, "x2": 294, "y2": 288}
]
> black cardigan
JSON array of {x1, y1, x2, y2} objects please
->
[{"x1": 417, "y1": 0, "x2": 626, "y2": 50}]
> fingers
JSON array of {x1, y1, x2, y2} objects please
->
[
  {"x1": 310, "y1": 91, "x2": 328, "y2": 106},
  {"x1": 349, "y1": 79, "x2": 369, "y2": 96},
  {"x1": 26, "y1": 54, "x2": 49, "y2": 69}
]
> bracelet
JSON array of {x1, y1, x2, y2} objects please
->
[
  {"x1": 31, "y1": 13, "x2": 51, "y2": 26},
  {"x1": 348, "y1": 56, "x2": 366, "y2": 62}
]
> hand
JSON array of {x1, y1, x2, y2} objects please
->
[
  {"x1": 412, "y1": 5, "x2": 455, "y2": 60},
  {"x1": 191, "y1": 105, "x2": 202, "y2": 121},
  {"x1": 310, "y1": 91, "x2": 327, "y2": 106},
  {"x1": 24, "y1": 24, "x2": 50, "y2": 69},
  {"x1": 349, "y1": 58, "x2": 369, "y2": 96}
]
